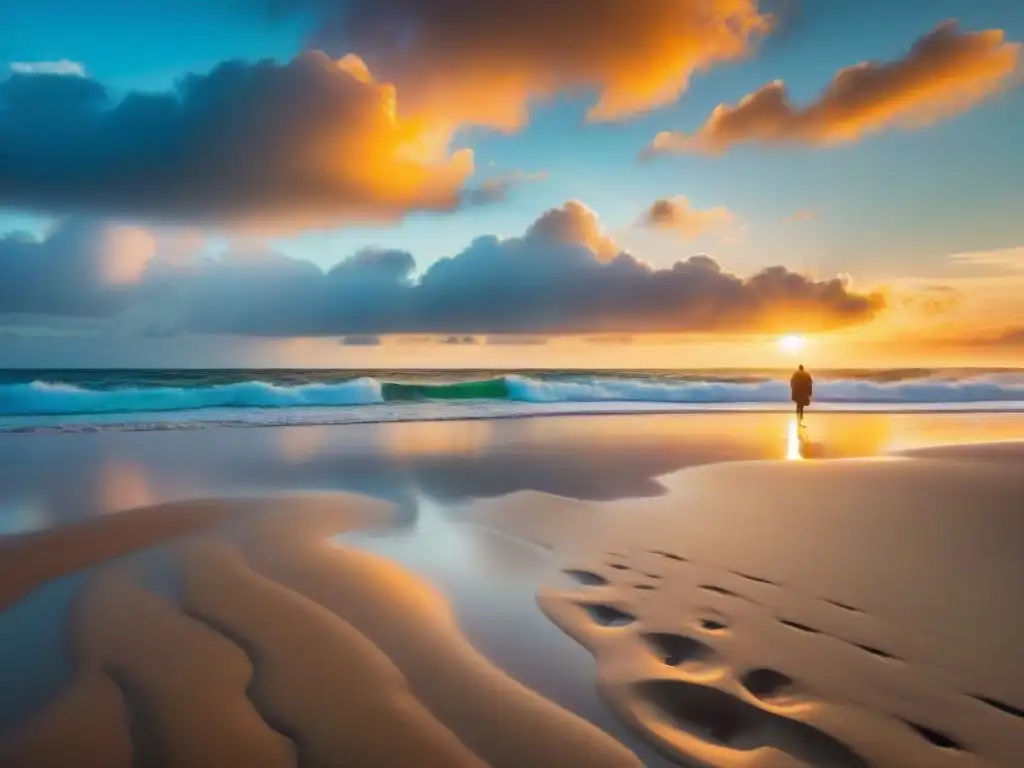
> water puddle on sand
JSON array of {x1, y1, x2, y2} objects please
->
[{"x1": 338, "y1": 495, "x2": 677, "y2": 767}]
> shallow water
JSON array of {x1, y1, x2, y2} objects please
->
[{"x1": 3, "y1": 412, "x2": 1024, "y2": 531}]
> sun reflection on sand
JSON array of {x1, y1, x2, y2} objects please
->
[
  {"x1": 97, "y1": 461, "x2": 155, "y2": 513},
  {"x1": 378, "y1": 420, "x2": 494, "y2": 457}
]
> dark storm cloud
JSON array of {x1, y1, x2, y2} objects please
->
[
  {"x1": 0, "y1": 202, "x2": 886, "y2": 336},
  {"x1": 0, "y1": 55, "x2": 472, "y2": 224},
  {"x1": 0, "y1": 219, "x2": 153, "y2": 317}
]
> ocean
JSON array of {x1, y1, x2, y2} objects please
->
[{"x1": 1, "y1": 368, "x2": 1023, "y2": 433}]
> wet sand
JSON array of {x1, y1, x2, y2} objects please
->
[
  {"x1": 536, "y1": 449, "x2": 1024, "y2": 767},
  {"x1": 1, "y1": 413, "x2": 1023, "y2": 766}
]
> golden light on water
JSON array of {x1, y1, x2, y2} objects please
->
[
  {"x1": 786, "y1": 417, "x2": 804, "y2": 461},
  {"x1": 779, "y1": 334, "x2": 806, "y2": 354}
]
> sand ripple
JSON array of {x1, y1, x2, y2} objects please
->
[{"x1": 1, "y1": 494, "x2": 640, "y2": 768}]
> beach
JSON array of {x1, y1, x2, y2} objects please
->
[
  {"x1": 5, "y1": 0, "x2": 1024, "y2": 761},
  {"x1": 1, "y1": 412, "x2": 1023, "y2": 767}
]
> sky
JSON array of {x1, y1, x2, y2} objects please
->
[{"x1": 0, "y1": 0, "x2": 1022, "y2": 368}]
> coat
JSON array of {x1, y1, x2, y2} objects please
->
[{"x1": 790, "y1": 370, "x2": 813, "y2": 405}]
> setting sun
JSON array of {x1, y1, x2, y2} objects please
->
[{"x1": 779, "y1": 334, "x2": 806, "y2": 354}]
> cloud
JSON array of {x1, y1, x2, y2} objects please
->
[
  {"x1": 340, "y1": 334, "x2": 382, "y2": 345},
  {"x1": 647, "y1": 21, "x2": 1020, "y2": 155},
  {"x1": 0, "y1": 203, "x2": 885, "y2": 336},
  {"x1": 786, "y1": 209, "x2": 817, "y2": 222},
  {"x1": 0, "y1": 53, "x2": 473, "y2": 225},
  {"x1": 0, "y1": 219, "x2": 156, "y2": 318},
  {"x1": 267, "y1": 0, "x2": 771, "y2": 129},
  {"x1": 899, "y1": 285, "x2": 965, "y2": 317},
  {"x1": 947, "y1": 245, "x2": 1024, "y2": 272},
  {"x1": 9, "y1": 60, "x2": 86, "y2": 77},
  {"x1": 524, "y1": 200, "x2": 620, "y2": 262},
  {"x1": 638, "y1": 196, "x2": 734, "y2": 239},
  {"x1": 464, "y1": 171, "x2": 548, "y2": 205}
]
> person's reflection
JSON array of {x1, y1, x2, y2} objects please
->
[{"x1": 788, "y1": 417, "x2": 824, "y2": 460}]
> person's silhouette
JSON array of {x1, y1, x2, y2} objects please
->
[{"x1": 790, "y1": 365, "x2": 813, "y2": 422}]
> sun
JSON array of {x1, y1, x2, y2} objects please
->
[{"x1": 779, "y1": 334, "x2": 806, "y2": 354}]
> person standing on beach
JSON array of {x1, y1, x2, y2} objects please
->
[{"x1": 790, "y1": 365, "x2": 813, "y2": 422}]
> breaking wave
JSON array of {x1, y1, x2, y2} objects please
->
[
  {"x1": 503, "y1": 373, "x2": 1024, "y2": 404},
  {"x1": 0, "y1": 378, "x2": 384, "y2": 415}
]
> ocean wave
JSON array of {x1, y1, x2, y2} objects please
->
[
  {"x1": 0, "y1": 378, "x2": 383, "y2": 416},
  {"x1": 505, "y1": 374, "x2": 1024, "y2": 404},
  {"x1": 2, "y1": 373, "x2": 1024, "y2": 417}
]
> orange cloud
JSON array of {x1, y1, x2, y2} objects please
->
[
  {"x1": 648, "y1": 21, "x2": 1020, "y2": 154},
  {"x1": 639, "y1": 196, "x2": 734, "y2": 239},
  {"x1": 786, "y1": 209, "x2": 818, "y2": 222},
  {"x1": 524, "y1": 200, "x2": 620, "y2": 261},
  {"x1": 294, "y1": 0, "x2": 771, "y2": 129}
]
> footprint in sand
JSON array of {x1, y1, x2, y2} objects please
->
[
  {"x1": 635, "y1": 679, "x2": 869, "y2": 768},
  {"x1": 739, "y1": 668, "x2": 805, "y2": 706},
  {"x1": 541, "y1": 526, "x2": 1024, "y2": 768},
  {"x1": 581, "y1": 604, "x2": 636, "y2": 627},
  {"x1": 693, "y1": 608, "x2": 730, "y2": 633},
  {"x1": 562, "y1": 569, "x2": 609, "y2": 587},
  {"x1": 642, "y1": 634, "x2": 718, "y2": 671},
  {"x1": 698, "y1": 618, "x2": 728, "y2": 632}
]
